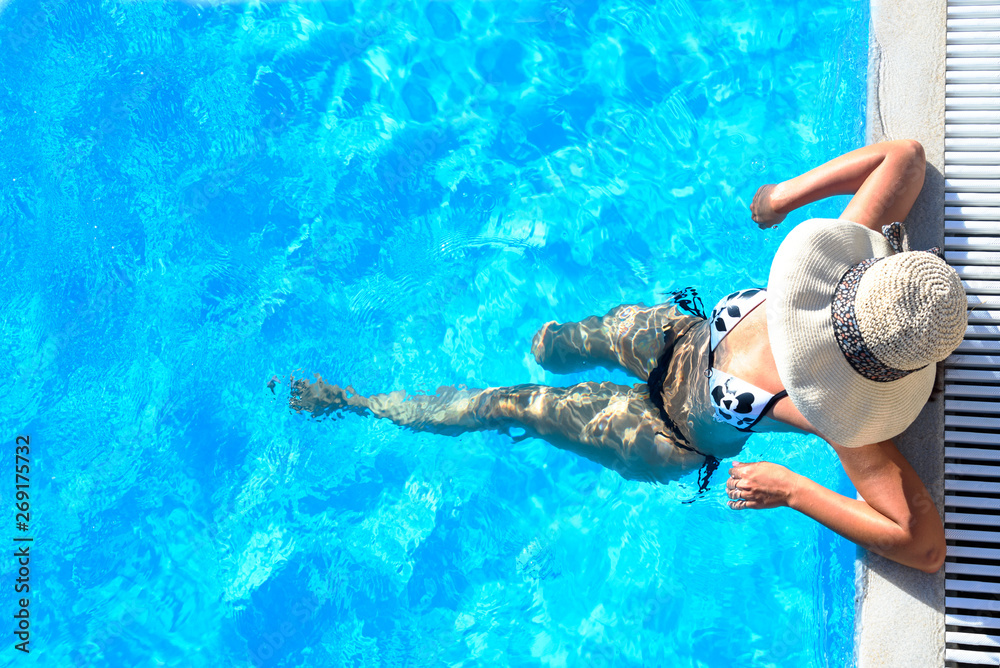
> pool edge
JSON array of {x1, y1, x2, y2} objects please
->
[{"x1": 856, "y1": 1, "x2": 947, "y2": 666}]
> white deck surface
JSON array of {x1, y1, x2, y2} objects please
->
[{"x1": 856, "y1": 1, "x2": 948, "y2": 666}]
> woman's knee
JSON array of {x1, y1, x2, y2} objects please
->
[
  {"x1": 898, "y1": 138, "x2": 924, "y2": 159},
  {"x1": 530, "y1": 321, "x2": 557, "y2": 363},
  {"x1": 890, "y1": 139, "x2": 925, "y2": 172},
  {"x1": 530, "y1": 320, "x2": 583, "y2": 369}
]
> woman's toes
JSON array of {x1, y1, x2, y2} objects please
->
[
  {"x1": 289, "y1": 378, "x2": 310, "y2": 411},
  {"x1": 288, "y1": 376, "x2": 351, "y2": 416}
]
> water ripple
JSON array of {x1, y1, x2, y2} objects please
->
[{"x1": 3, "y1": 0, "x2": 869, "y2": 664}]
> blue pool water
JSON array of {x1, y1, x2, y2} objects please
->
[{"x1": 0, "y1": 0, "x2": 868, "y2": 665}]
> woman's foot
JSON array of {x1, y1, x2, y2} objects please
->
[
  {"x1": 750, "y1": 183, "x2": 786, "y2": 229},
  {"x1": 289, "y1": 376, "x2": 368, "y2": 417}
]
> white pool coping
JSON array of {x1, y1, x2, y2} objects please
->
[{"x1": 855, "y1": 1, "x2": 947, "y2": 666}]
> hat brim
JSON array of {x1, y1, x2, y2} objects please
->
[{"x1": 766, "y1": 218, "x2": 935, "y2": 447}]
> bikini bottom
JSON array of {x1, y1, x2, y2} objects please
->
[{"x1": 646, "y1": 289, "x2": 721, "y2": 496}]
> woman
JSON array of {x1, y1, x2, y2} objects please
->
[{"x1": 291, "y1": 140, "x2": 966, "y2": 574}]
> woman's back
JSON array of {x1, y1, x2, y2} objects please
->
[
  {"x1": 657, "y1": 317, "x2": 751, "y2": 460},
  {"x1": 710, "y1": 302, "x2": 815, "y2": 439}
]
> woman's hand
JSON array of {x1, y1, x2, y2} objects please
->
[
  {"x1": 726, "y1": 461, "x2": 800, "y2": 510},
  {"x1": 727, "y1": 442, "x2": 945, "y2": 572},
  {"x1": 750, "y1": 183, "x2": 786, "y2": 229}
]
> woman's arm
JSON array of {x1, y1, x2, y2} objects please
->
[
  {"x1": 727, "y1": 439, "x2": 945, "y2": 573},
  {"x1": 750, "y1": 140, "x2": 927, "y2": 233}
]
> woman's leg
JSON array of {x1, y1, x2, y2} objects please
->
[
  {"x1": 290, "y1": 376, "x2": 704, "y2": 483},
  {"x1": 751, "y1": 139, "x2": 926, "y2": 232},
  {"x1": 530, "y1": 301, "x2": 702, "y2": 380}
]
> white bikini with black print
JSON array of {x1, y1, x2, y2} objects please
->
[{"x1": 707, "y1": 288, "x2": 787, "y2": 432}]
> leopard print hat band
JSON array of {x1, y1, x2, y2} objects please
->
[
  {"x1": 831, "y1": 257, "x2": 914, "y2": 382},
  {"x1": 831, "y1": 247, "x2": 964, "y2": 383}
]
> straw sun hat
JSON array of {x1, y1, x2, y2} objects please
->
[{"x1": 767, "y1": 218, "x2": 967, "y2": 447}]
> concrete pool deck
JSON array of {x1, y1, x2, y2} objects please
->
[{"x1": 856, "y1": 0, "x2": 947, "y2": 665}]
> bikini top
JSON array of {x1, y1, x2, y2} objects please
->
[{"x1": 707, "y1": 288, "x2": 788, "y2": 432}]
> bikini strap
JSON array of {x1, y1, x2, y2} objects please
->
[{"x1": 734, "y1": 389, "x2": 789, "y2": 433}]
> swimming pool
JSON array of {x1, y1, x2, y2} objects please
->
[{"x1": 0, "y1": 0, "x2": 868, "y2": 665}]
